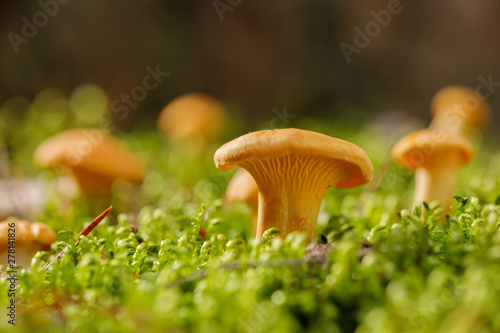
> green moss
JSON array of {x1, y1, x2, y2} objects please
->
[{"x1": 2, "y1": 101, "x2": 500, "y2": 332}]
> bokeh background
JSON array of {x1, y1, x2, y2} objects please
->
[{"x1": 1, "y1": 0, "x2": 499, "y2": 130}]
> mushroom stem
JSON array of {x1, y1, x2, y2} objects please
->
[
  {"x1": 71, "y1": 167, "x2": 115, "y2": 195},
  {"x1": 250, "y1": 211, "x2": 258, "y2": 236},
  {"x1": 429, "y1": 111, "x2": 467, "y2": 134},
  {"x1": 242, "y1": 155, "x2": 352, "y2": 242},
  {"x1": 256, "y1": 186, "x2": 326, "y2": 242},
  {"x1": 413, "y1": 151, "x2": 461, "y2": 214}
]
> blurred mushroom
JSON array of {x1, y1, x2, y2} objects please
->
[
  {"x1": 214, "y1": 128, "x2": 373, "y2": 242},
  {"x1": 157, "y1": 93, "x2": 227, "y2": 153},
  {"x1": 429, "y1": 85, "x2": 491, "y2": 135},
  {"x1": 392, "y1": 129, "x2": 474, "y2": 216},
  {"x1": 0, "y1": 220, "x2": 57, "y2": 272},
  {"x1": 226, "y1": 169, "x2": 259, "y2": 235},
  {"x1": 33, "y1": 129, "x2": 146, "y2": 195}
]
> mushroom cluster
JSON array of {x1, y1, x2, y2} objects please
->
[
  {"x1": 0, "y1": 220, "x2": 57, "y2": 272},
  {"x1": 215, "y1": 128, "x2": 373, "y2": 242},
  {"x1": 5, "y1": 83, "x2": 489, "y2": 267}
]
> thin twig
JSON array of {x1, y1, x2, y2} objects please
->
[
  {"x1": 44, "y1": 206, "x2": 113, "y2": 271},
  {"x1": 165, "y1": 257, "x2": 326, "y2": 289},
  {"x1": 165, "y1": 241, "x2": 374, "y2": 289},
  {"x1": 78, "y1": 206, "x2": 113, "y2": 237}
]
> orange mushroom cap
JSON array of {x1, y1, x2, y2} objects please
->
[
  {"x1": 430, "y1": 85, "x2": 491, "y2": 133},
  {"x1": 392, "y1": 129, "x2": 475, "y2": 171},
  {"x1": 0, "y1": 220, "x2": 57, "y2": 252},
  {"x1": 215, "y1": 128, "x2": 373, "y2": 188},
  {"x1": 158, "y1": 93, "x2": 227, "y2": 145}
]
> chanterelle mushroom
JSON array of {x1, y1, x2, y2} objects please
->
[
  {"x1": 215, "y1": 129, "x2": 373, "y2": 242},
  {"x1": 392, "y1": 129, "x2": 474, "y2": 216},
  {"x1": 157, "y1": 93, "x2": 227, "y2": 150},
  {"x1": 430, "y1": 85, "x2": 491, "y2": 135},
  {"x1": 33, "y1": 129, "x2": 146, "y2": 195},
  {"x1": 0, "y1": 220, "x2": 57, "y2": 272},
  {"x1": 226, "y1": 169, "x2": 259, "y2": 235}
]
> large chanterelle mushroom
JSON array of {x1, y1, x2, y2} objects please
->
[{"x1": 215, "y1": 128, "x2": 373, "y2": 242}]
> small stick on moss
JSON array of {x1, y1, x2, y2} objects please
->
[
  {"x1": 77, "y1": 206, "x2": 113, "y2": 237},
  {"x1": 166, "y1": 258, "x2": 326, "y2": 288},
  {"x1": 44, "y1": 206, "x2": 112, "y2": 270}
]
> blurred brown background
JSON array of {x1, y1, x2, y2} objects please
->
[{"x1": 0, "y1": 0, "x2": 499, "y2": 130}]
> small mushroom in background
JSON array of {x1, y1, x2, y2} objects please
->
[
  {"x1": 392, "y1": 129, "x2": 475, "y2": 218},
  {"x1": 157, "y1": 93, "x2": 228, "y2": 154},
  {"x1": 226, "y1": 169, "x2": 259, "y2": 235},
  {"x1": 214, "y1": 128, "x2": 373, "y2": 243},
  {"x1": 0, "y1": 220, "x2": 57, "y2": 272},
  {"x1": 429, "y1": 85, "x2": 491, "y2": 136},
  {"x1": 33, "y1": 129, "x2": 146, "y2": 196}
]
